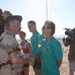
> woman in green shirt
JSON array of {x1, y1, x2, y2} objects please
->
[{"x1": 35, "y1": 20, "x2": 63, "y2": 75}]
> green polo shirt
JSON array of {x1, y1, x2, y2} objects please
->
[
  {"x1": 39, "y1": 37, "x2": 63, "y2": 75},
  {"x1": 31, "y1": 31, "x2": 45, "y2": 57}
]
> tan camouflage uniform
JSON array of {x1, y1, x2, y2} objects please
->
[{"x1": 0, "y1": 30, "x2": 22, "y2": 75}]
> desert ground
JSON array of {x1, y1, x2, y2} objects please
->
[{"x1": 18, "y1": 38, "x2": 70, "y2": 75}]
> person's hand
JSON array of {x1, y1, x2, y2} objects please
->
[
  {"x1": 29, "y1": 57, "x2": 34, "y2": 66},
  {"x1": 12, "y1": 47, "x2": 21, "y2": 52},
  {"x1": 34, "y1": 53, "x2": 39, "y2": 60}
]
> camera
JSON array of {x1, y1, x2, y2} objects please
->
[
  {"x1": 63, "y1": 28, "x2": 75, "y2": 43},
  {"x1": 64, "y1": 28, "x2": 75, "y2": 38}
]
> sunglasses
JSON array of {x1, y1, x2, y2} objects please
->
[{"x1": 42, "y1": 26, "x2": 51, "y2": 29}]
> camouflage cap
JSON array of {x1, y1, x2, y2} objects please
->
[{"x1": 6, "y1": 15, "x2": 22, "y2": 22}]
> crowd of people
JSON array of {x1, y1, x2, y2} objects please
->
[{"x1": 0, "y1": 8, "x2": 74, "y2": 75}]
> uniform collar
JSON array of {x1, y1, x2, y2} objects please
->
[
  {"x1": 5, "y1": 30, "x2": 15, "y2": 37},
  {"x1": 33, "y1": 31, "x2": 39, "y2": 35}
]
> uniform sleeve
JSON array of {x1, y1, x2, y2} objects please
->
[
  {"x1": 52, "y1": 40, "x2": 63, "y2": 60},
  {"x1": 1, "y1": 34, "x2": 18, "y2": 53}
]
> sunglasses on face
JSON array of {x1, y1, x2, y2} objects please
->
[{"x1": 42, "y1": 26, "x2": 51, "y2": 29}]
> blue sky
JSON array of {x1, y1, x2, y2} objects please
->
[{"x1": 0, "y1": 0, "x2": 75, "y2": 39}]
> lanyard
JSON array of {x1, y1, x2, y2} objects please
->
[{"x1": 42, "y1": 37, "x2": 52, "y2": 55}]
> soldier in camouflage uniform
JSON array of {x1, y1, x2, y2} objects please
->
[{"x1": 0, "y1": 15, "x2": 31, "y2": 75}]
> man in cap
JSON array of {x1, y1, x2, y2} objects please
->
[{"x1": 0, "y1": 15, "x2": 31, "y2": 75}]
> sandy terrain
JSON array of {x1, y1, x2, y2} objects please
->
[{"x1": 59, "y1": 39, "x2": 70, "y2": 75}]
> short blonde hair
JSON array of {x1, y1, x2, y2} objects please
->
[{"x1": 45, "y1": 20, "x2": 55, "y2": 35}]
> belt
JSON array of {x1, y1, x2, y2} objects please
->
[{"x1": 0, "y1": 60, "x2": 13, "y2": 68}]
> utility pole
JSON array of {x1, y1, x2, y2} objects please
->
[{"x1": 46, "y1": 0, "x2": 48, "y2": 20}]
